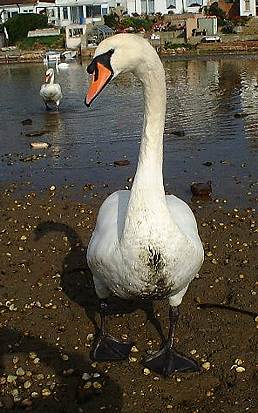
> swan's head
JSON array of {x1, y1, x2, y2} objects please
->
[
  {"x1": 85, "y1": 34, "x2": 162, "y2": 106},
  {"x1": 45, "y1": 68, "x2": 54, "y2": 83}
]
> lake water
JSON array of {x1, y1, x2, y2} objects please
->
[{"x1": 0, "y1": 56, "x2": 257, "y2": 207}]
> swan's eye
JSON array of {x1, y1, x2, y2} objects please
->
[{"x1": 87, "y1": 49, "x2": 114, "y2": 75}]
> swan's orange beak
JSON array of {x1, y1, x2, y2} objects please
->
[{"x1": 85, "y1": 62, "x2": 112, "y2": 107}]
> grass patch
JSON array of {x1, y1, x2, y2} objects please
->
[{"x1": 17, "y1": 35, "x2": 64, "y2": 50}]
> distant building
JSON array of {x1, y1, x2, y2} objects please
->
[
  {"x1": 0, "y1": 0, "x2": 56, "y2": 23},
  {"x1": 0, "y1": 0, "x2": 109, "y2": 26},
  {"x1": 125, "y1": 0, "x2": 206, "y2": 16},
  {"x1": 54, "y1": 0, "x2": 109, "y2": 27}
]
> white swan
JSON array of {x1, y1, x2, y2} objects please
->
[
  {"x1": 40, "y1": 68, "x2": 62, "y2": 110},
  {"x1": 85, "y1": 34, "x2": 204, "y2": 377}
]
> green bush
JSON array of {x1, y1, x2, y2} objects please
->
[
  {"x1": 164, "y1": 42, "x2": 194, "y2": 50},
  {"x1": 104, "y1": 13, "x2": 120, "y2": 29},
  {"x1": 119, "y1": 17, "x2": 153, "y2": 32},
  {"x1": 5, "y1": 13, "x2": 48, "y2": 44}
]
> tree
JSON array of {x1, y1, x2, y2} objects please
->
[{"x1": 4, "y1": 13, "x2": 48, "y2": 44}]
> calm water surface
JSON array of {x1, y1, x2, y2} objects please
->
[{"x1": 0, "y1": 56, "x2": 257, "y2": 207}]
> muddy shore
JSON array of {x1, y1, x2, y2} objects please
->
[
  {"x1": 0, "y1": 182, "x2": 257, "y2": 413},
  {"x1": 2, "y1": 38, "x2": 258, "y2": 65}
]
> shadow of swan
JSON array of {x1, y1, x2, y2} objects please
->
[
  {"x1": 0, "y1": 327, "x2": 123, "y2": 412},
  {"x1": 34, "y1": 221, "x2": 166, "y2": 346}
]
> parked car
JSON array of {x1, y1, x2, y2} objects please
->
[{"x1": 201, "y1": 35, "x2": 221, "y2": 43}]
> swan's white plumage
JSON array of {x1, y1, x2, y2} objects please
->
[
  {"x1": 87, "y1": 34, "x2": 204, "y2": 308},
  {"x1": 40, "y1": 68, "x2": 62, "y2": 108}
]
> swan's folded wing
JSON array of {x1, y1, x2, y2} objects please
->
[
  {"x1": 87, "y1": 190, "x2": 130, "y2": 265},
  {"x1": 166, "y1": 194, "x2": 200, "y2": 242}
]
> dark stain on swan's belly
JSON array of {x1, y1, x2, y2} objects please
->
[{"x1": 136, "y1": 246, "x2": 175, "y2": 300}]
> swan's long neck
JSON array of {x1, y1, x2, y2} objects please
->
[
  {"x1": 50, "y1": 73, "x2": 54, "y2": 84},
  {"x1": 135, "y1": 67, "x2": 166, "y2": 195},
  {"x1": 121, "y1": 59, "x2": 173, "y2": 241}
]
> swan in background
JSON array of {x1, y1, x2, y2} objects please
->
[
  {"x1": 40, "y1": 68, "x2": 62, "y2": 110},
  {"x1": 57, "y1": 62, "x2": 70, "y2": 70},
  {"x1": 85, "y1": 34, "x2": 204, "y2": 377}
]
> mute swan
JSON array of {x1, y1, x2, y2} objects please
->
[
  {"x1": 85, "y1": 34, "x2": 204, "y2": 377},
  {"x1": 40, "y1": 68, "x2": 62, "y2": 110}
]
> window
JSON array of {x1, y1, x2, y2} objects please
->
[
  {"x1": 57, "y1": 7, "x2": 60, "y2": 19},
  {"x1": 102, "y1": 7, "x2": 108, "y2": 15},
  {"x1": 93, "y1": 5, "x2": 101, "y2": 16},
  {"x1": 12, "y1": 11, "x2": 18, "y2": 16},
  {"x1": 244, "y1": 0, "x2": 250, "y2": 10},
  {"x1": 141, "y1": 0, "x2": 147, "y2": 13},
  {"x1": 148, "y1": 0, "x2": 155, "y2": 13},
  {"x1": 86, "y1": 5, "x2": 101, "y2": 17},
  {"x1": 166, "y1": 0, "x2": 176, "y2": 7},
  {"x1": 63, "y1": 6, "x2": 68, "y2": 19}
]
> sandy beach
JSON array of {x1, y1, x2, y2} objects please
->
[{"x1": 0, "y1": 181, "x2": 257, "y2": 413}]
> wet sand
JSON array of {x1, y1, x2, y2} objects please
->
[{"x1": 0, "y1": 183, "x2": 257, "y2": 413}]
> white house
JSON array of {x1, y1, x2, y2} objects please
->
[
  {"x1": 0, "y1": 0, "x2": 109, "y2": 26},
  {"x1": 240, "y1": 0, "x2": 256, "y2": 16},
  {"x1": 124, "y1": 0, "x2": 206, "y2": 15},
  {"x1": 123, "y1": 0, "x2": 257, "y2": 18},
  {"x1": 54, "y1": 0, "x2": 109, "y2": 27},
  {"x1": 0, "y1": 0, "x2": 57, "y2": 23}
]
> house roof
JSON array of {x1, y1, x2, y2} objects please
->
[{"x1": 0, "y1": 0, "x2": 55, "y2": 5}]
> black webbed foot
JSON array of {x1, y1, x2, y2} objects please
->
[
  {"x1": 91, "y1": 333, "x2": 133, "y2": 362},
  {"x1": 143, "y1": 344, "x2": 200, "y2": 377}
]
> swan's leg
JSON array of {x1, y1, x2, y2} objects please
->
[
  {"x1": 91, "y1": 277, "x2": 133, "y2": 361},
  {"x1": 143, "y1": 287, "x2": 200, "y2": 377},
  {"x1": 91, "y1": 300, "x2": 134, "y2": 362}
]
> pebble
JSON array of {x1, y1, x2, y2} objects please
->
[
  {"x1": 82, "y1": 373, "x2": 91, "y2": 381},
  {"x1": 236, "y1": 366, "x2": 246, "y2": 373},
  {"x1": 12, "y1": 356, "x2": 19, "y2": 364},
  {"x1": 82, "y1": 381, "x2": 91, "y2": 390},
  {"x1": 16, "y1": 367, "x2": 25, "y2": 376},
  {"x1": 129, "y1": 356, "x2": 137, "y2": 363},
  {"x1": 49, "y1": 185, "x2": 56, "y2": 191},
  {"x1": 7, "y1": 374, "x2": 17, "y2": 383},
  {"x1": 86, "y1": 333, "x2": 94, "y2": 342},
  {"x1": 31, "y1": 392, "x2": 39, "y2": 399},
  {"x1": 131, "y1": 345, "x2": 139, "y2": 353},
  {"x1": 33, "y1": 357, "x2": 40, "y2": 364},
  {"x1": 42, "y1": 388, "x2": 51, "y2": 397},
  {"x1": 143, "y1": 368, "x2": 151, "y2": 376},
  {"x1": 24, "y1": 380, "x2": 32, "y2": 389},
  {"x1": 93, "y1": 381, "x2": 102, "y2": 389},
  {"x1": 202, "y1": 362, "x2": 211, "y2": 371},
  {"x1": 62, "y1": 354, "x2": 69, "y2": 361},
  {"x1": 11, "y1": 389, "x2": 19, "y2": 397},
  {"x1": 190, "y1": 349, "x2": 197, "y2": 355},
  {"x1": 29, "y1": 352, "x2": 37, "y2": 359}
]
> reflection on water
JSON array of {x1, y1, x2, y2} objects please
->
[{"x1": 0, "y1": 56, "x2": 257, "y2": 206}]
